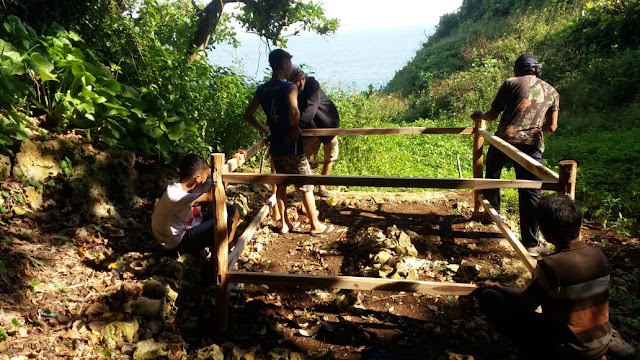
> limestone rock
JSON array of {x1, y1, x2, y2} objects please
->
[
  {"x1": 24, "y1": 186, "x2": 43, "y2": 210},
  {"x1": 231, "y1": 346, "x2": 262, "y2": 360},
  {"x1": 0, "y1": 154, "x2": 10, "y2": 180},
  {"x1": 133, "y1": 339, "x2": 168, "y2": 360},
  {"x1": 13, "y1": 140, "x2": 62, "y2": 182},
  {"x1": 124, "y1": 297, "x2": 165, "y2": 318},
  {"x1": 373, "y1": 250, "x2": 394, "y2": 265},
  {"x1": 103, "y1": 318, "x2": 139, "y2": 343},
  {"x1": 268, "y1": 348, "x2": 307, "y2": 360},
  {"x1": 196, "y1": 343, "x2": 224, "y2": 360},
  {"x1": 142, "y1": 280, "x2": 167, "y2": 300}
]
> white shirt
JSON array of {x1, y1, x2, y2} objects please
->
[{"x1": 151, "y1": 180, "x2": 211, "y2": 249}]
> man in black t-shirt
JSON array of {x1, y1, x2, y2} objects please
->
[{"x1": 289, "y1": 65, "x2": 340, "y2": 198}]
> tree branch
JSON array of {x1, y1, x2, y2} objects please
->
[{"x1": 189, "y1": 0, "x2": 243, "y2": 62}]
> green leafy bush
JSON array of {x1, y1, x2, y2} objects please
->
[
  {"x1": 0, "y1": 15, "x2": 189, "y2": 159},
  {"x1": 1, "y1": 2, "x2": 259, "y2": 160}
]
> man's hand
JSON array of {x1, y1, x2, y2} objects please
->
[
  {"x1": 471, "y1": 110, "x2": 484, "y2": 121},
  {"x1": 477, "y1": 280, "x2": 500, "y2": 289},
  {"x1": 232, "y1": 149, "x2": 248, "y2": 162},
  {"x1": 284, "y1": 126, "x2": 302, "y2": 144}
]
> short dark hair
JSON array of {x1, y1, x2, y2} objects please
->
[
  {"x1": 535, "y1": 194, "x2": 582, "y2": 245},
  {"x1": 268, "y1": 48, "x2": 292, "y2": 69},
  {"x1": 178, "y1": 154, "x2": 208, "y2": 180},
  {"x1": 514, "y1": 54, "x2": 542, "y2": 77}
]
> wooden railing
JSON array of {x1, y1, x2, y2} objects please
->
[{"x1": 209, "y1": 123, "x2": 577, "y2": 332}]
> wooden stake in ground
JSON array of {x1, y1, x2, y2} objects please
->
[
  {"x1": 212, "y1": 153, "x2": 229, "y2": 333},
  {"x1": 473, "y1": 119, "x2": 485, "y2": 220},
  {"x1": 558, "y1": 160, "x2": 577, "y2": 200}
]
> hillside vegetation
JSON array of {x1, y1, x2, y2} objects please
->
[{"x1": 384, "y1": 0, "x2": 640, "y2": 230}]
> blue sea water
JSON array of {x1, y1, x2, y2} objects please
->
[{"x1": 207, "y1": 26, "x2": 433, "y2": 92}]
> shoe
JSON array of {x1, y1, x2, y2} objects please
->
[
  {"x1": 608, "y1": 330, "x2": 638, "y2": 358},
  {"x1": 526, "y1": 242, "x2": 550, "y2": 257}
]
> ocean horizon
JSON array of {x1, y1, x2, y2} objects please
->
[{"x1": 207, "y1": 26, "x2": 434, "y2": 92}]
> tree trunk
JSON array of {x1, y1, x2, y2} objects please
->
[{"x1": 188, "y1": 0, "x2": 226, "y2": 63}]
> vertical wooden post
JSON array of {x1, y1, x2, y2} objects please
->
[
  {"x1": 558, "y1": 160, "x2": 577, "y2": 200},
  {"x1": 473, "y1": 119, "x2": 486, "y2": 219},
  {"x1": 212, "y1": 153, "x2": 229, "y2": 333}
]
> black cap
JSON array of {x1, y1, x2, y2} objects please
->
[
  {"x1": 514, "y1": 54, "x2": 542, "y2": 75},
  {"x1": 268, "y1": 49, "x2": 293, "y2": 68}
]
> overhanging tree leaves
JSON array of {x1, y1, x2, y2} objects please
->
[{"x1": 189, "y1": 0, "x2": 339, "y2": 61}]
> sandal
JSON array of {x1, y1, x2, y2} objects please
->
[
  {"x1": 316, "y1": 188, "x2": 330, "y2": 198},
  {"x1": 310, "y1": 224, "x2": 334, "y2": 237}
]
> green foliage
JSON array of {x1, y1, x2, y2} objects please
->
[
  {"x1": 0, "y1": 326, "x2": 8, "y2": 341},
  {"x1": 610, "y1": 281, "x2": 640, "y2": 335},
  {"x1": 85, "y1": 0, "x2": 259, "y2": 157},
  {"x1": 545, "y1": 127, "x2": 640, "y2": 227},
  {"x1": 60, "y1": 156, "x2": 73, "y2": 177},
  {"x1": 235, "y1": 0, "x2": 339, "y2": 46},
  {"x1": 404, "y1": 57, "x2": 508, "y2": 121},
  {"x1": 329, "y1": 92, "x2": 475, "y2": 191},
  {"x1": 0, "y1": 15, "x2": 189, "y2": 159},
  {"x1": 1, "y1": 1, "x2": 261, "y2": 160},
  {"x1": 384, "y1": 0, "x2": 640, "y2": 229},
  {"x1": 563, "y1": 0, "x2": 640, "y2": 53}
]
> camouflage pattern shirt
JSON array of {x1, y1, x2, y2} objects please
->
[{"x1": 491, "y1": 75, "x2": 560, "y2": 150}]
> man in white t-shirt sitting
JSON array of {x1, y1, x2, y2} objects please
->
[{"x1": 151, "y1": 154, "x2": 239, "y2": 254}]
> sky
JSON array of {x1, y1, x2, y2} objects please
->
[
  {"x1": 317, "y1": 0, "x2": 464, "y2": 30},
  {"x1": 220, "y1": 0, "x2": 464, "y2": 33}
]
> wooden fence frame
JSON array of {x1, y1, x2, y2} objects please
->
[{"x1": 210, "y1": 124, "x2": 577, "y2": 332}]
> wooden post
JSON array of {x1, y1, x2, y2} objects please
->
[
  {"x1": 558, "y1": 160, "x2": 577, "y2": 200},
  {"x1": 473, "y1": 119, "x2": 486, "y2": 219},
  {"x1": 212, "y1": 153, "x2": 229, "y2": 333}
]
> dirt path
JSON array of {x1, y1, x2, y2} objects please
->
[{"x1": 1, "y1": 179, "x2": 638, "y2": 359}]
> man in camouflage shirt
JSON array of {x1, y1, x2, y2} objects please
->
[{"x1": 471, "y1": 54, "x2": 560, "y2": 256}]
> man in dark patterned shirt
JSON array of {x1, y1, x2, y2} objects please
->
[
  {"x1": 476, "y1": 194, "x2": 611, "y2": 359},
  {"x1": 471, "y1": 54, "x2": 560, "y2": 256}
]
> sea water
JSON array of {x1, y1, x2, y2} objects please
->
[{"x1": 207, "y1": 26, "x2": 433, "y2": 92}]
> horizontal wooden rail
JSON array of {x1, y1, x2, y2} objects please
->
[
  {"x1": 228, "y1": 194, "x2": 276, "y2": 269},
  {"x1": 226, "y1": 271, "x2": 477, "y2": 296},
  {"x1": 223, "y1": 173, "x2": 560, "y2": 191},
  {"x1": 479, "y1": 195, "x2": 536, "y2": 273},
  {"x1": 479, "y1": 130, "x2": 559, "y2": 181},
  {"x1": 302, "y1": 127, "x2": 474, "y2": 136},
  {"x1": 223, "y1": 138, "x2": 268, "y2": 173}
]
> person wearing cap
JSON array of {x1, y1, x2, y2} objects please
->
[
  {"x1": 289, "y1": 65, "x2": 340, "y2": 198},
  {"x1": 243, "y1": 49, "x2": 333, "y2": 236},
  {"x1": 471, "y1": 54, "x2": 560, "y2": 257}
]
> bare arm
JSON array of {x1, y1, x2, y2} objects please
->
[
  {"x1": 193, "y1": 192, "x2": 212, "y2": 204},
  {"x1": 477, "y1": 275, "x2": 544, "y2": 312},
  {"x1": 243, "y1": 94, "x2": 270, "y2": 135},
  {"x1": 285, "y1": 84, "x2": 301, "y2": 144},
  {"x1": 542, "y1": 110, "x2": 558, "y2": 133},
  {"x1": 288, "y1": 85, "x2": 301, "y2": 127}
]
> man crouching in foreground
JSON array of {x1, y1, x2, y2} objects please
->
[{"x1": 476, "y1": 194, "x2": 611, "y2": 359}]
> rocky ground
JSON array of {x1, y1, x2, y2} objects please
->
[{"x1": 0, "y1": 138, "x2": 639, "y2": 359}]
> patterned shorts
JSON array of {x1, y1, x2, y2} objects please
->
[
  {"x1": 272, "y1": 154, "x2": 314, "y2": 193},
  {"x1": 305, "y1": 136, "x2": 339, "y2": 167}
]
